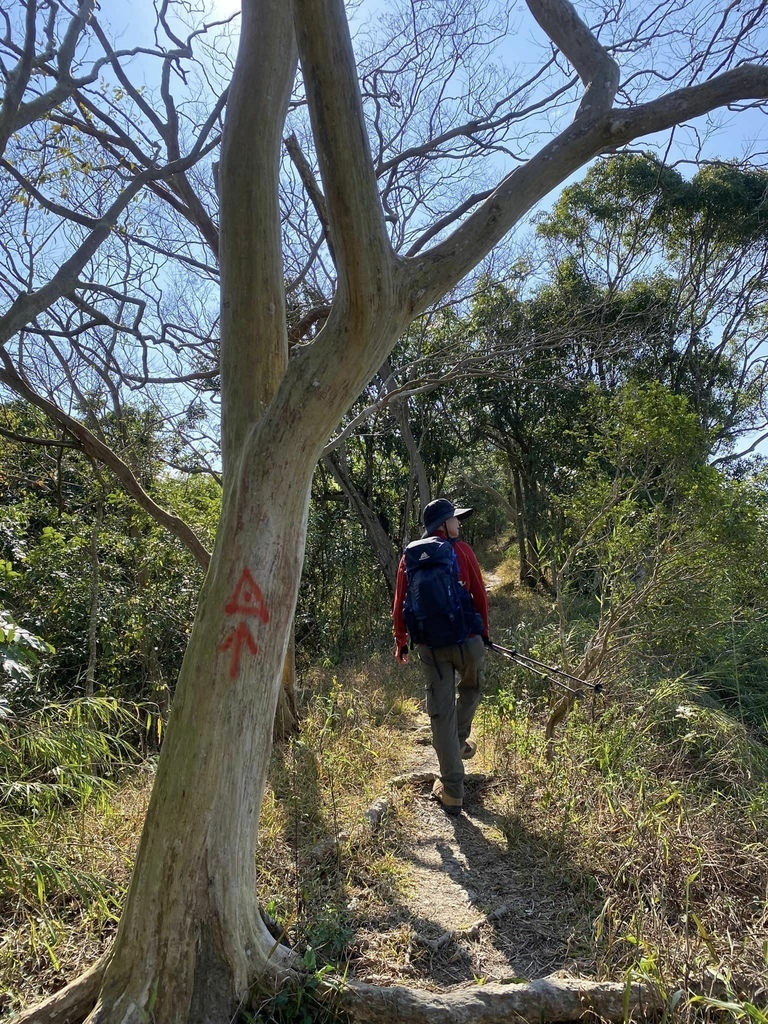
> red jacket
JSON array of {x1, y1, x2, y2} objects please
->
[{"x1": 392, "y1": 532, "x2": 489, "y2": 648}]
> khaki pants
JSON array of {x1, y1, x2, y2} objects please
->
[{"x1": 418, "y1": 635, "x2": 485, "y2": 803}]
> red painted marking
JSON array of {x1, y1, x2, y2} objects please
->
[
  {"x1": 224, "y1": 568, "x2": 270, "y2": 622},
  {"x1": 219, "y1": 622, "x2": 259, "y2": 679}
]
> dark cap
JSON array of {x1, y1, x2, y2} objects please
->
[{"x1": 422, "y1": 498, "x2": 473, "y2": 536}]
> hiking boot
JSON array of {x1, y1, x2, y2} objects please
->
[
  {"x1": 431, "y1": 779, "x2": 462, "y2": 816},
  {"x1": 461, "y1": 739, "x2": 477, "y2": 760}
]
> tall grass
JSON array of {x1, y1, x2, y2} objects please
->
[
  {"x1": 480, "y1": 667, "x2": 768, "y2": 1017},
  {"x1": 476, "y1": 548, "x2": 768, "y2": 1020},
  {"x1": 0, "y1": 697, "x2": 149, "y2": 1013}
]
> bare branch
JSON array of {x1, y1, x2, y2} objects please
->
[
  {"x1": 0, "y1": 142, "x2": 219, "y2": 347},
  {"x1": 0, "y1": 0, "x2": 46, "y2": 157},
  {"x1": 284, "y1": 132, "x2": 329, "y2": 232},
  {"x1": 288, "y1": 304, "x2": 331, "y2": 345},
  {"x1": 407, "y1": 63, "x2": 768, "y2": 314},
  {"x1": 608, "y1": 66, "x2": 768, "y2": 145},
  {"x1": 526, "y1": 0, "x2": 619, "y2": 121},
  {"x1": 405, "y1": 188, "x2": 494, "y2": 257},
  {"x1": 0, "y1": 159, "x2": 102, "y2": 228},
  {"x1": 0, "y1": 424, "x2": 79, "y2": 449}
]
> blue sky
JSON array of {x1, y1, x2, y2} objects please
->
[
  {"x1": 106, "y1": 0, "x2": 767, "y2": 459},
  {"x1": 116, "y1": 0, "x2": 766, "y2": 173}
]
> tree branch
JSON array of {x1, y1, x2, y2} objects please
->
[
  {"x1": 284, "y1": 131, "x2": 335, "y2": 264},
  {"x1": 0, "y1": 361, "x2": 211, "y2": 570},
  {"x1": 525, "y1": 0, "x2": 619, "y2": 121},
  {"x1": 607, "y1": 65, "x2": 768, "y2": 146},
  {"x1": 293, "y1": 0, "x2": 396, "y2": 311},
  {"x1": 0, "y1": 424, "x2": 79, "y2": 449},
  {"x1": 0, "y1": 159, "x2": 102, "y2": 228},
  {"x1": 0, "y1": 0, "x2": 38, "y2": 158},
  {"x1": 407, "y1": 63, "x2": 768, "y2": 315}
]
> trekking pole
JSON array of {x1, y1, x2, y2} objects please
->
[
  {"x1": 507, "y1": 648, "x2": 604, "y2": 695},
  {"x1": 488, "y1": 643, "x2": 587, "y2": 699},
  {"x1": 489, "y1": 642, "x2": 604, "y2": 696}
]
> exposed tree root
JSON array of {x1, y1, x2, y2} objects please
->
[
  {"x1": 17, "y1": 962, "x2": 663, "y2": 1024},
  {"x1": 336, "y1": 973, "x2": 662, "y2": 1023},
  {"x1": 12, "y1": 951, "x2": 109, "y2": 1024},
  {"x1": 388, "y1": 770, "x2": 492, "y2": 789}
]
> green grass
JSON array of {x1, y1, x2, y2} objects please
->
[{"x1": 0, "y1": 698, "x2": 150, "y2": 1014}]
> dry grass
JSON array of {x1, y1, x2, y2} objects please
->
[
  {"x1": 0, "y1": 667, "x2": 421, "y2": 1018},
  {"x1": 468, "y1": 551, "x2": 768, "y2": 1016},
  {"x1": 474, "y1": 674, "x2": 768, "y2": 1016},
  {"x1": 256, "y1": 662, "x2": 421, "y2": 959},
  {"x1": 0, "y1": 769, "x2": 151, "y2": 1015},
  {"x1": 3, "y1": 567, "x2": 768, "y2": 1022}
]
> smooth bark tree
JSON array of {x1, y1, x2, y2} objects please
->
[
  {"x1": 13, "y1": 0, "x2": 768, "y2": 1021},
  {"x1": 84, "y1": 471, "x2": 105, "y2": 698},
  {"x1": 324, "y1": 447, "x2": 400, "y2": 597}
]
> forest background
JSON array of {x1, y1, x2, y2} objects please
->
[{"x1": 1, "y1": 0, "x2": 768, "y2": 1021}]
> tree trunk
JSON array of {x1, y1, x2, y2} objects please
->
[
  {"x1": 511, "y1": 467, "x2": 534, "y2": 586},
  {"x1": 84, "y1": 494, "x2": 103, "y2": 698},
  {"x1": 87, "y1": 441, "x2": 315, "y2": 1022},
  {"x1": 381, "y1": 358, "x2": 430, "y2": 515},
  {"x1": 81, "y1": 3, "x2": 305, "y2": 1017},
  {"x1": 324, "y1": 449, "x2": 399, "y2": 598},
  {"x1": 401, "y1": 471, "x2": 416, "y2": 548},
  {"x1": 85, "y1": 337, "x2": 407, "y2": 1024},
  {"x1": 84, "y1": 0, "x2": 406, "y2": 1006},
  {"x1": 392, "y1": 396, "x2": 430, "y2": 520}
]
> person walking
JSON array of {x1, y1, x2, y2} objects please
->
[{"x1": 393, "y1": 498, "x2": 490, "y2": 815}]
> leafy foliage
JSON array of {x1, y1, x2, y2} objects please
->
[
  {"x1": 0, "y1": 403, "x2": 217, "y2": 707},
  {"x1": 0, "y1": 607, "x2": 53, "y2": 697},
  {"x1": 0, "y1": 696, "x2": 141, "y2": 954}
]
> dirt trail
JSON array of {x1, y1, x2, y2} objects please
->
[
  {"x1": 350, "y1": 729, "x2": 597, "y2": 989},
  {"x1": 346, "y1": 565, "x2": 599, "y2": 988}
]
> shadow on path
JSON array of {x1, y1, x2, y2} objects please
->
[{"x1": 344, "y1": 768, "x2": 603, "y2": 987}]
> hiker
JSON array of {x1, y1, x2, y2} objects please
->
[{"x1": 393, "y1": 498, "x2": 490, "y2": 815}]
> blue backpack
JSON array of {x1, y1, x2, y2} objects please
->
[{"x1": 402, "y1": 537, "x2": 482, "y2": 647}]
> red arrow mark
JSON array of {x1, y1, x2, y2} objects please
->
[
  {"x1": 219, "y1": 622, "x2": 259, "y2": 679},
  {"x1": 224, "y1": 568, "x2": 270, "y2": 623}
]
